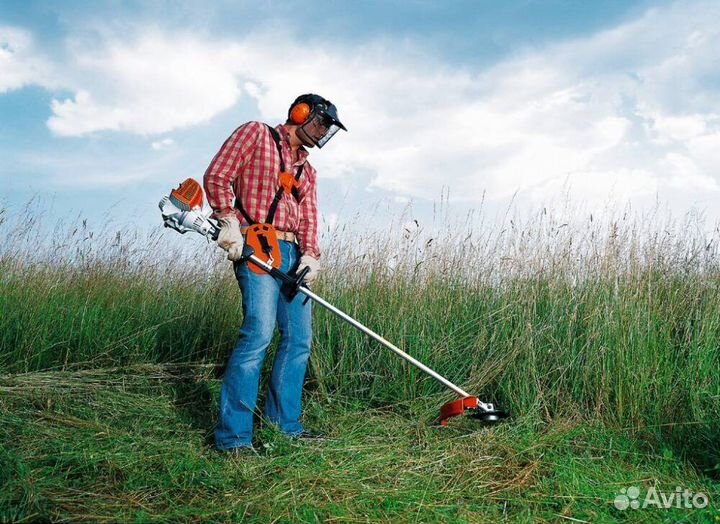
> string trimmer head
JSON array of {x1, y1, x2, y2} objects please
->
[{"x1": 439, "y1": 396, "x2": 509, "y2": 425}]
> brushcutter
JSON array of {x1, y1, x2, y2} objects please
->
[{"x1": 159, "y1": 178, "x2": 509, "y2": 425}]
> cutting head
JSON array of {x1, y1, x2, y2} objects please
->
[
  {"x1": 467, "y1": 407, "x2": 510, "y2": 423},
  {"x1": 438, "y1": 396, "x2": 509, "y2": 426}
]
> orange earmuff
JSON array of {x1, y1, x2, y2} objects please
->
[{"x1": 290, "y1": 102, "x2": 311, "y2": 124}]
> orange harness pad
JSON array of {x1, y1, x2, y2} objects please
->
[
  {"x1": 245, "y1": 224, "x2": 281, "y2": 274},
  {"x1": 279, "y1": 171, "x2": 300, "y2": 195}
]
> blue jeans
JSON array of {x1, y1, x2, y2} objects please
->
[{"x1": 215, "y1": 240, "x2": 313, "y2": 450}]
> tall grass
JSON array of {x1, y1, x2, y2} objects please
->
[{"x1": 1, "y1": 199, "x2": 719, "y2": 475}]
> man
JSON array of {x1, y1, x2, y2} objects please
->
[{"x1": 203, "y1": 94, "x2": 346, "y2": 452}]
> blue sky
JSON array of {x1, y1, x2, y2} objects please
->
[{"x1": 2, "y1": 0, "x2": 720, "y2": 241}]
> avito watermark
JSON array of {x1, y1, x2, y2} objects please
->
[{"x1": 614, "y1": 486, "x2": 709, "y2": 511}]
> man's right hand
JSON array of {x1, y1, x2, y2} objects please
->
[{"x1": 217, "y1": 215, "x2": 245, "y2": 261}]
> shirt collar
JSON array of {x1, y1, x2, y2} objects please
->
[{"x1": 276, "y1": 124, "x2": 309, "y2": 165}]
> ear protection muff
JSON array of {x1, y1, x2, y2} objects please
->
[{"x1": 289, "y1": 102, "x2": 312, "y2": 125}]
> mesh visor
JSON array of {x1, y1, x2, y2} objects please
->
[
  {"x1": 300, "y1": 112, "x2": 342, "y2": 148},
  {"x1": 316, "y1": 123, "x2": 340, "y2": 148}
]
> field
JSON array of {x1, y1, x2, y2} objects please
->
[{"x1": 1, "y1": 203, "x2": 719, "y2": 522}]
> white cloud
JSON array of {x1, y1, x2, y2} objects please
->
[
  {"x1": 652, "y1": 114, "x2": 708, "y2": 142},
  {"x1": 220, "y1": 1, "x2": 720, "y2": 211},
  {"x1": 44, "y1": 33, "x2": 243, "y2": 135},
  {"x1": 4, "y1": 0, "x2": 720, "y2": 216},
  {"x1": 0, "y1": 26, "x2": 53, "y2": 92},
  {"x1": 151, "y1": 137, "x2": 175, "y2": 151}
]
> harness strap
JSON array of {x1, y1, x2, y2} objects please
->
[
  {"x1": 235, "y1": 199, "x2": 256, "y2": 226},
  {"x1": 267, "y1": 126, "x2": 286, "y2": 172},
  {"x1": 234, "y1": 125, "x2": 305, "y2": 225},
  {"x1": 265, "y1": 125, "x2": 304, "y2": 224}
]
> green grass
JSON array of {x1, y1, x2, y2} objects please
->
[
  {"x1": 1, "y1": 204, "x2": 719, "y2": 521},
  {"x1": 1, "y1": 365, "x2": 717, "y2": 523}
]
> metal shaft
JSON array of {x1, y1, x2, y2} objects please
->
[{"x1": 248, "y1": 254, "x2": 472, "y2": 398}]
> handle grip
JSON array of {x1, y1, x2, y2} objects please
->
[{"x1": 241, "y1": 245, "x2": 310, "y2": 300}]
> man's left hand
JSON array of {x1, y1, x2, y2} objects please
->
[{"x1": 298, "y1": 255, "x2": 321, "y2": 285}]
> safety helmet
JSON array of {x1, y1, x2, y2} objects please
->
[{"x1": 287, "y1": 93, "x2": 347, "y2": 148}]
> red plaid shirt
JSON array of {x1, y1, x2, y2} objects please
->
[{"x1": 203, "y1": 121, "x2": 320, "y2": 258}]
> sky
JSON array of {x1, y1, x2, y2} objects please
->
[{"x1": 2, "y1": 0, "x2": 720, "y2": 243}]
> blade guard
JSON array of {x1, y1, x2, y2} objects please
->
[
  {"x1": 439, "y1": 396, "x2": 481, "y2": 426},
  {"x1": 439, "y1": 395, "x2": 509, "y2": 425}
]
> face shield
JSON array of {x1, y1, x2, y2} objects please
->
[{"x1": 296, "y1": 103, "x2": 346, "y2": 148}]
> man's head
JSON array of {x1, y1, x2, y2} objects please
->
[{"x1": 286, "y1": 94, "x2": 347, "y2": 148}]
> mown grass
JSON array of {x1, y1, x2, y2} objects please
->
[
  {"x1": 1, "y1": 365, "x2": 717, "y2": 523},
  {"x1": 1, "y1": 202, "x2": 719, "y2": 521}
]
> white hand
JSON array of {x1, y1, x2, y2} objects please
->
[
  {"x1": 298, "y1": 255, "x2": 321, "y2": 285},
  {"x1": 217, "y1": 215, "x2": 245, "y2": 261}
]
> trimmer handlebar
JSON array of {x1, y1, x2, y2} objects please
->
[{"x1": 240, "y1": 244, "x2": 311, "y2": 300}]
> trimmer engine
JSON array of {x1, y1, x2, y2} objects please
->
[{"x1": 159, "y1": 179, "x2": 220, "y2": 240}]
